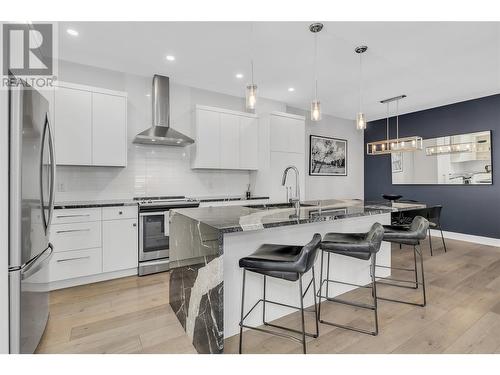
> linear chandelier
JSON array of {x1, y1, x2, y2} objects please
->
[
  {"x1": 425, "y1": 140, "x2": 490, "y2": 156},
  {"x1": 366, "y1": 95, "x2": 423, "y2": 155}
]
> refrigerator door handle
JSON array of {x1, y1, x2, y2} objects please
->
[
  {"x1": 21, "y1": 244, "x2": 53, "y2": 280},
  {"x1": 46, "y1": 113, "x2": 56, "y2": 235},
  {"x1": 39, "y1": 114, "x2": 48, "y2": 232}
]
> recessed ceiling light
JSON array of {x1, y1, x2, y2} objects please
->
[
  {"x1": 66, "y1": 28, "x2": 79, "y2": 37},
  {"x1": 235, "y1": 73, "x2": 244, "y2": 79},
  {"x1": 288, "y1": 87, "x2": 295, "y2": 92},
  {"x1": 166, "y1": 55, "x2": 175, "y2": 61},
  {"x1": 146, "y1": 94, "x2": 151, "y2": 97}
]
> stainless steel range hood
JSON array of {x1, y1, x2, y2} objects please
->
[{"x1": 133, "y1": 75, "x2": 194, "y2": 146}]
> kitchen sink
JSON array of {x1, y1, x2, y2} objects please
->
[{"x1": 244, "y1": 202, "x2": 316, "y2": 210}]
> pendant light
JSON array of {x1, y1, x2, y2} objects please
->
[
  {"x1": 246, "y1": 23, "x2": 257, "y2": 111},
  {"x1": 366, "y1": 95, "x2": 423, "y2": 155},
  {"x1": 355, "y1": 45, "x2": 368, "y2": 130},
  {"x1": 309, "y1": 23, "x2": 323, "y2": 122}
]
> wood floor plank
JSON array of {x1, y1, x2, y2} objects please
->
[{"x1": 37, "y1": 238, "x2": 500, "y2": 354}]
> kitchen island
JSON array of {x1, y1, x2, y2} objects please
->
[{"x1": 168, "y1": 199, "x2": 425, "y2": 354}]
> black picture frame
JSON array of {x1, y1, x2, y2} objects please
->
[{"x1": 309, "y1": 135, "x2": 348, "y2": 176}]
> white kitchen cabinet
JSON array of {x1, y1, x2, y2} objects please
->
[
  {"x1": 54, "y1": 86, "x2": 92, "y2": 165},
  {"x1": 250, "y1": 112, "x2": 306, "y2": 203},
  {"x1": 48, "y1": 205, "x2": 138, "y2": 290},
  {"x1": 220, "y1": 113, "x2": 240, "y2": 169},
  {"x1": 92, "y1": 92, "x2": 127, "y2": 167},
  {"x1": 49, "y1": 248, "x2": 102, "y2": 282},
  {"x1": 239, "y1": 116, "x2": 259, "y2": 170},
  {"x1": 193, "y1": 108, "x2": 221, "y2": 168},
  {"x1": 191, "y1": 105, "x2": 258, "y2": 170},
  {"x1": 270, "y1": 113, "x2": 305, "y2": 154},
  {"x1": 102, "y1": 218, "x2": 138, "y2": 273},
  {"x1": 53, "y1": 82, "x2": 127, "y2": 167}
]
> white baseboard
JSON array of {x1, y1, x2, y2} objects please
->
[
  {"x1": 430, "y1": 229, "x2": 500, "y2": 248},
  {"x1": 48, "y1": 268, "x2": 138, "y2": 291}
]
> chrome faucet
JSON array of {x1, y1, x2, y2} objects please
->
[{"x1": 282, "y1": 165, "x2": 300, "y2": 211}]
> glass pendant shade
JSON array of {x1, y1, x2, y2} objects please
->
[
  {"x1": 356, "y1": 112, "x2": 366, "y2": 130},
  {"x1": 246, "y1": 84, "x2": 257, "y2": 111},
  {"x1": 311, "y1": 100, "x2": 321, "y2": 121}
]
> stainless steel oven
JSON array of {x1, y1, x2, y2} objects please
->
[{"x1": 136, "y1": 196, "x2": 199, "y2": 276}]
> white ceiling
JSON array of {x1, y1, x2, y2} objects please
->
[{"x1": 57, "y1": 21, "x2": 500, "y2": 121}]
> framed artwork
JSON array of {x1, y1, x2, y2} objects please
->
[
  {"x1": 309, "y1": 135, "x2": 347, "y2": 176},
  {"x1": 391, "y1": 152, "x2": 403, "y2": 173}
]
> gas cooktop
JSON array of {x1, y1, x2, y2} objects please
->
[{"x1": 134, "y1": 195, "x2": 200, "y2": 209}]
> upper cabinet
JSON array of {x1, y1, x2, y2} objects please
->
[
  {"x1": 270, "y1": 113, "x2": 305, "y2": 154},
  {"x1": 54, "y1": 87, "x2": 92, "y2": 165},
  {"x1": 92, "y1": 92, "x2": 127, "y2": 166},
  {"x1": 191, "y1": 105, "x2": 259, "y2": 170},
  {"x1": 250, "y1": 112, "x2": 306, "y2": 203},
  {"x1": 53, "y1": 82, "x2": 128, "y2": 167}
]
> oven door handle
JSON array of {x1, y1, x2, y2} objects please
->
[{"x1": 164, "y1": 211, "x2": 170, "y2": 237}]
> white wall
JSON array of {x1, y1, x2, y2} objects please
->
[
  {"x1": 286, "y1": 106, "x2": 364, "y2": 201},
  {"x1": 0, "y1": 87, "x2": 9, "y2": 353},
  {"x1": 55, "y1": 60, "x2": 285, "y2": 201}
]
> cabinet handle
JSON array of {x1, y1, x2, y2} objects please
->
[
  {"x1": 56, "y1": 228, "x2": 91, "y2": 234},
  {"x1": 57, "y1": 256, "x2": 90, "y2": 263},
  {"x1": 56, "y1": 214, "x2": 91, "y2": 218}
]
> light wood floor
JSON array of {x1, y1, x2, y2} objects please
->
[{"x1": 37, "y1": 236, "x2": 500, "y2": 354}]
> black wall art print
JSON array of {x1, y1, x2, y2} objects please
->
[{"x1": 309, "y1": 135, "x2": 347, "y2": 176}]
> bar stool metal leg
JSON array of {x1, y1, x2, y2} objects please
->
[
  {"x1": 239, "y1": 269, "x2": 246, "y2": 354},
  {"x1": 371, "y1": 254, "x2": 379, "y2": 335},
  {"x1": 439, "y1": 225, "x2": 447, "y2": 253},
  {"x1": 413, "y1": 245, "x2": 419, "y2": 289},
  {"x1": 428, "y1": 228, "x2": 434, "y2": 256},
  {"x1": 317, "y1": 251, "x2": 324, "y2": 322},
  {"x1": 298, "y1": 275, "x2": 306, "y2": 354},
  {"x1": 317, "y1": 251, "x2": 379, "y2": 336},
  {"x1": 417, "y1": 245, "x2": 427, "y2": 306},
  {"x1": 311, "y1": 266, "x2": 319, "y2": 337},
  {"x1": 376, "y1": 245, "x2": 426, "y2": 307}
]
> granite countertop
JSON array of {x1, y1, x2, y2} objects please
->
[
  {"x1": 54, "y1": 199, "x2": 138, "y2": 209},
  {"x1": 172, "y1": 199, "x2": 426, "y2": 233}
]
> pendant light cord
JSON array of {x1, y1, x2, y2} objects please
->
[
  {"x1": 396, "y1": 98, "x2": 399, "y2": 141},
  {"x1": 250, "y1": 22, "x2": 254, "y2": 85},
  {"x1": 358, "y1": 52, "x2": 362, "y2": 113},
  {"x1": 314, "y1": 31, "x2": 318, "y2": 100},
  {"x1": 386, "y1": 102, "x2": 390, "y2": 142}
]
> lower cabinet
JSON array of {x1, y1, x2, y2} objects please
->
[
  {"x1": 48, "y1": 206, "x2": 138, "y2": 288},
  {"x1": 49, "y1": 248, "x2": 102, "y2": 282},
  {"x1": 102, "y1": 218, "x2": 138, "y2": 272}
]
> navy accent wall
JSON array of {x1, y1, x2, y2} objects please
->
[{"x1": 364, "y1": 94, "x2": 500, "y2": 239}]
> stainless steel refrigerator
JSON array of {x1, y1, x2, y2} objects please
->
[{"x1": 8, "y1": 78, "x2": 56, "y2": 353}]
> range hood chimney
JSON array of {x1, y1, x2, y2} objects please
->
[{"x1": 133, "y1": 75, "x2": 194, "y2": 146}]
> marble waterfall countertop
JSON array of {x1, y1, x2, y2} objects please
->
[{"x1": 171, "y1": 198, "x2": 426, "y2": 233}]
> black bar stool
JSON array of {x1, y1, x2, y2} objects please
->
[
  {"x1": 238, "y1": 233, "x2": 322, "y2": 354},
  {"x1": 378, "y1": 216, "x2": 429, "y2": 307},
  {"x1": 317, "y1": 223, "x2": 385, "y2": 336}
]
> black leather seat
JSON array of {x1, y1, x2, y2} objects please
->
[
  {"x1": 383, "y1": 215, "x2": 428, "y2": 245},
  {"x1": 321, "y1": 224, "x2": 384, "y2": 260},
  {"x1": 239, "y1": 238, "x2": 320, "y2": 281},
  {"x1": 238, "y1": 234, "x2": 322, "y2": 354},
  {"x1": 317, "y1": 223, "x2": 385, "y2": 336},
  {"x1": 379, "y1": 216, "x2": 429, "y2": 307}
]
